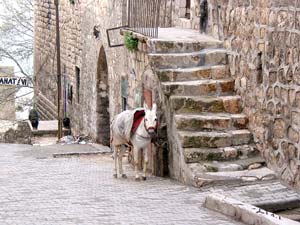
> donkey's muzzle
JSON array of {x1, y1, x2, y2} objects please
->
[{"x1": 147, "y1": 128, "x2": 156, "y2": 138}]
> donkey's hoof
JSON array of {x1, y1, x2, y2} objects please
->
[
  {"x1": 142, "y1": 176, "x2": 147, "y2": 181},
  {"x1": 113, "y1": 174, "x2": 118, "y2": 179},
  {"x1": 135, "y1": 177, "x2": 141, "y2": 182},
  {"x1": 122, "y1": 174, "x2": 127, "y2": 179}
]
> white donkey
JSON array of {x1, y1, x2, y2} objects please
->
[{"x1": 111, "y1": 103, "x2": 158, "y2": 181}]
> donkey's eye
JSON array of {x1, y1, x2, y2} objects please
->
[
  {"x1": 145, "y1": 119, "x2": 148, "y2": 122},
  {"x1": 155, "y1": 118, "x2": 158, "y2": 121}
]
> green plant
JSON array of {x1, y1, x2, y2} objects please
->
[
  {"x1": 124, "y1": 32, "x2": 138, "y2": 52},
  {"x1": 69, "y1": 0, "x2": 75, "y2": 5}
]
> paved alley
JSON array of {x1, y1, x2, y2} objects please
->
[{"x1": 0, "y1": 144, "x2": 244, "y2": 225}]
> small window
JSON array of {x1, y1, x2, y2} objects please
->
[
  {"x1": 121, "y1": 78, "x2": 127, "y2": 111},
  {"x1": 76, "y1": 67, "x2": 80, "y2": 103},
  {"x1": 63, "y1": 64, "x2": 67, "y2": 73},
  {"x1": 47, "y1": 11, "x2": 51, "y2": 30},
  {"x1": 68, "y1": 84, "x2": 73, "y2": 104}
]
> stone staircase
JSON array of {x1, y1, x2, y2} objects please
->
[
  {"x1": 36, "y1": 91, "x2": 57, "y2": 121},
  {"x1": 147, "y1": 28, "x2": 275, "y2": 187}
]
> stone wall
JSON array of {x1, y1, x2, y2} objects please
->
[
  {"x1": 0, "y1": 67, "x2": 16, "y2": 120},
  {"x1": 0, "y1": 121, "x2": 32, "y2": 144},
  {"x1": 34, "y1": 0, "x2": 126, "y2": 144},
  {"x1": 204, "y1": 0, "x2": 300, "y2": 189},
  {"x1": 34, "y1": 0, "x2": 172, "y2": 138},
  {"x1": 34, "y1": 0, "x2": 165, "y2": 173}
]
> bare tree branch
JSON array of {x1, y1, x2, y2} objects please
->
[
  {"x1": 0, "y1": 47, "x2": 33, "y2": 83},
  {"x1": 0, "y1": 0, "x2": 33, "y2": 80},
  {"x1": 0, "y1": 90, "x2": 34, "y2": 105}
]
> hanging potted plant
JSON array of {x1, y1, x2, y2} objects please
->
[
  {"x1": 123, "y1": 32, "x2": 138, "y2": 52},
  {"x1": 63, "y1": 116, "x2": 71, "y2": 129}
]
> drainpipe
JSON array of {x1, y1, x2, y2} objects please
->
[{"x1": 54, "y1": 0, "x2": 63, "y2": 139}]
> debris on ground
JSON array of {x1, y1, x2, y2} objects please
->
[{"x1": 59, "y1": 135, "x2": 91, "y2": 145}]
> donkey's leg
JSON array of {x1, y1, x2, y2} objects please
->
[
  {"x1": 133, "y1": 147, "x2": 140, "y2": 181},
  {"x1": 113, "y1": 146, "x2": 118, "y2": 178},
  {"x1": 118, "y1": 145, "x2": 127, "y2": 179},
  {"x1": 142, "y1": 147, "x2": 149, "y2": 181}
]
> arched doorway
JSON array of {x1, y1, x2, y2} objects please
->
[{"x1": 96, "y1": 47, "x2": 110, "y2": 146}]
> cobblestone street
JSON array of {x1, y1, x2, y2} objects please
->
[{"x1": 0, "y1": 144, "x2": 245, "y2": 225}]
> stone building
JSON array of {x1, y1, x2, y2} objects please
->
[
  {"x1": 0, "y1": 66, "x2": 16, "y2": 120},
  {"x1": 34, "y1": 0, "x2": 300, "y2": 189}
]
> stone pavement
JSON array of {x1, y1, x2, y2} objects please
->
[
  {"x1": 0, "y1": 144, "x2": 244, "y2": 225},
  {"x1": 0, "y1": 143, "x2": 299, "y2": 225}
]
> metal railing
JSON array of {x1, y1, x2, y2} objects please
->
[{"x1": 123, "y1": 0, "x2": 171, "y2": 38}]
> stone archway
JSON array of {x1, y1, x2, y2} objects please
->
[{"x1": 96, "y1": 46, "x2": 110, "y2": 146}]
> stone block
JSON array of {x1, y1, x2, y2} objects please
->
[
  {"x1": 172, "y1": 96, "x2": 242, "y2": 114},
  {"x1": 162, "y1": 79, "x2": 235, "y2": 96},
  {"x1": 175, "y1": 113, "x2": 248, "y2": 131},
  {"x1": 288, "y1": 126, "x2": 299, "y2": 143},
  {"x1": 294, "y1": 91, "x2": 300, "y2": 108},
  {"x1": 223, "y1": 96, "x2": 242, "y2": 114},
  {"x1": 149, "y1": 49, "x2": 227, "y2": 69},
  {"x1": 274, "y1": 119, "x2": 285, "y2": 139},
  {"x1": 179, "y1": 130, "x2": 251, "y2": 148},
  {"x1": 204, "y1": 194, "x2": 300, "y2": 225}
]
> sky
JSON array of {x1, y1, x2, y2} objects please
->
[{"x1": 0, "y1": 2, "x2": 33, "y2": 120}]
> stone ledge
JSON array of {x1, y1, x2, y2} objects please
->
[
  {"x1": 0, "y1": 120, "x2": 32, "y2": 145},
  {"x1": 53, "y1": 151, "x2": 108, "y2": 158},
  {"x1": 204, "y1": 193, "x2": 300, "y2": 225}
]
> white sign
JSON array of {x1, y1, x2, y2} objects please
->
[{"x1": 0, "y1": 77, "x2": 30, "y2": 87}]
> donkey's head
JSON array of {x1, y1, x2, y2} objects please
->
[{"x1": 144, "y1": 103, "x2": 158, "y2": 137}]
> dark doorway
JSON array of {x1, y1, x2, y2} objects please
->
[
  {"x1": 185, "y1": 0, "x2": 191, "y2": 19},
  {"x1": 179, "y1": 0, "x2": 191, "y2": 19},
  {"x1": 200, "y1": 0, "x2": 208, "y2": 33},
  {"x1": 96, "y1": 47, "x2": 110, "y2": 146}
]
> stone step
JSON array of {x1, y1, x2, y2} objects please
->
[
  {"x1": 171, "y1": 95, "x2": 242, "y2": 114},
  {"x1": 148, "y1": 39, "x2": 223, "y2": 54},
  {"x1": 149, "y1": 49, "x2": 227, "y2": 69},
  {"x1": 202, "y1": 156, "x2": 266, "y2": 172},
  {"x1": 175, "y1": 113, "x2": 248, "y2": 131},
  {"x1": 184, "y1": 145, "x2": 259, "y2": 163},
  {"x1": 144, "y1": 27, "x2": 223, "y2": 53},
  {"x1": 32, "y1": 129, "x2": 70, "y2": 137},
  {"x1": 194, "y1": 167, "x2": 276, "y2": 188},
  {"x1": 157, "y1": 65, "x2": 230, "y2": 82},
  {"x1": 178, "y1": 130, "x2": 252, "y2": 148},
  {"x1": 162, "y1": 79, "x2": 235, "y2": 97}
]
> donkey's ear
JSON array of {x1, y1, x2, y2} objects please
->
[
  {"x1": 152, "y1": 103, "x2": 157, "y2": 112},
  {"x1": 144, "y1": 102, "x2": 149, "y2": 110}
]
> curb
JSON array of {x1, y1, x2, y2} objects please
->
[
  {"x1": 53, "y1": 151, "x2": 110, "y2": 158},
  {"x1": 204, "y1": 193, "x2": 300, "y2": 225}
]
